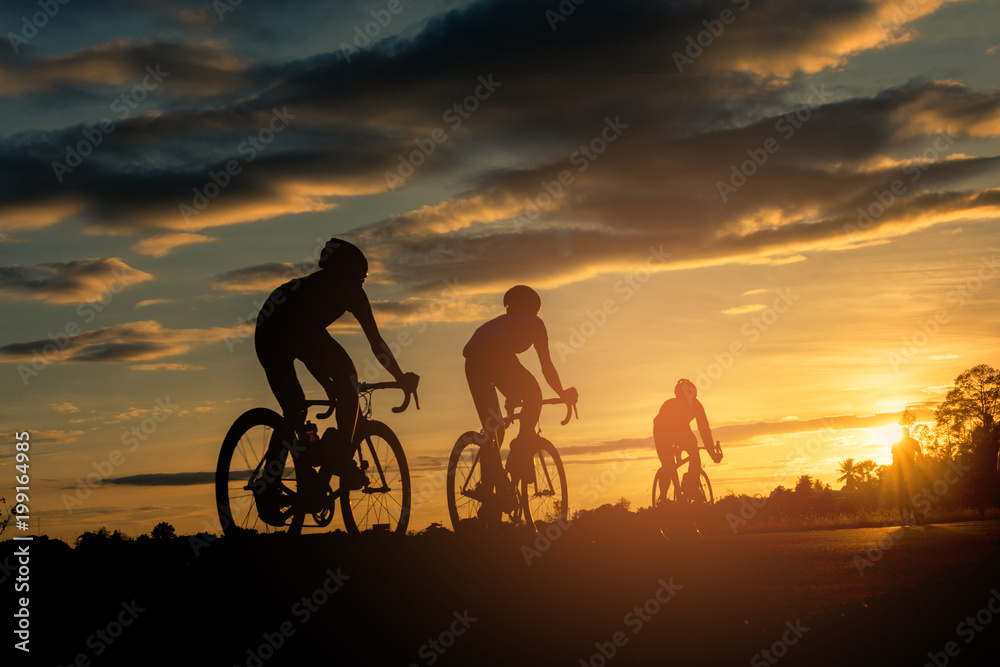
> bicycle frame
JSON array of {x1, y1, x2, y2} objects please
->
[
  {"x1": 476, "y1": 397, "x2": 576, "y2": 473},
  {"x1": 299, "y1": 380, "x2": 417, "y2": 481},
  {"x1": 449, "y1": 397, "x2": 576, "y2": 531}
]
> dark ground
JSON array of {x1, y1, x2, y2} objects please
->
[{"x1": 4, "y1": 519, "x2": 1000, "y2": 666}]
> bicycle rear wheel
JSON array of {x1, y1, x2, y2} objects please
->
[
  {"x1": 521, "y1": 438, "x2": 568, "y2": 532},
  {"x1": 447, "y1": 431, "x2": 489, "y2": 532},
  {"x1": 340, "y1": 420, "x2": 410, "y2": 535},
  {"x1": 652, "y1": 467, "x2": 680, "y2": 537},
  {"x1": 653, "y1": 467, "x2": 713, "y2": 537},
  {"x1": 448, "y1": 431, "x2": 523, "y2": 533},
  {"x1": 216, "y1": 408, "x2": 305, "y2": 537}
]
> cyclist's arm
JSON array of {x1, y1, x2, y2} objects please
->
[
  {"x1": 534, "y1": 322, "x2": 576, "y2": 403},
  {"x1": 693, "y1": 401, "x2": 716, "y2": 455},
  {"x1": 352, "y1": 289, "x2": 405, "y2": 382}
]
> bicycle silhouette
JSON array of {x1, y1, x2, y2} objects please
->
[
  {"x1": 216, "y1": 379, "x2": 418, "y2": 537},
  {"x1": 447, "y1": 397, "x2": 577, "y2": 534},
  {"x1": 652, "y1": 441, "x2": 722, "y2": 537}
]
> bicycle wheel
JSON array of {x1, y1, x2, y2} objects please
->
[
  {"x1": 447, "y1": 431, "x2": 485, "y2": 532},
  {"x1": 341, "y1": 420, "x2": 410, "y2": 535},
  {"x1": 448, "y1": 431, "x2": 515, "y2": 532},
  {"x1": 216, "y1": 408, "x2": 305, "y2": 537},
  {"x1": 698, "y1": 469, "x2": 714, "y2": 504},
  {"x1": 521, "y1": 438, "x2": 568, "y2": 532},
  {"x1": 652, "y1": 467, "x2": 680, "y2": 537}
]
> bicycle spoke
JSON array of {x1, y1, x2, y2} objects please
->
[{"x1": 341, "y1": 422, "x2": 409, "y2": 534}]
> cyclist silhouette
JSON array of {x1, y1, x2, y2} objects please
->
[
  {"x1": 463, "y1": 285, "x2": 577, "y2": 483},
  {"x1": 654, "y1": 379, "x2": 722, "y2": 500},
  {"x1": 892, "y1": 426, "x2": 925, "y2": 525},
  {"x1": 254, "y1": 238, "x2": 417, "y2": 493}
]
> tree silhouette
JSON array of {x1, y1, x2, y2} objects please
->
[
  {"x1": 837, "y1": 458, "x2": 860, "y2": 492},
  {"x1": 151, "y1": 522, "x2": 176, "y2": 540},
  {"x1": 795, "y1": 474, "x2": 813, "y2": 493},
  {"x1": 935, "y1": 364, "x2": 999, "y2": 466},
  {"x1": 76, "y1": 527, "x2": 131, "y2": 548},
  {"x1": 0, "y1": 497, "x2": 11, "y2": 538}
]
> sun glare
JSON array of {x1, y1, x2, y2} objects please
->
[{"x1": 869, "y1": 424, "x2": 903, "y2": 447}]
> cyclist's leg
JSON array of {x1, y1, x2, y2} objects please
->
[
  {"x1": 465, "y1": 355, "x2": 506, "y2": 442},
  {"x1": 493, "y1": 359, "x2": 541, "y2": 439},
  {"x1": 300, "y1": 331, "x2": 361, "y2": 478},
  {"x1": 300, "y1": 331, "x2": 359, "y2": 439},
  {"x1": 255, "y1": 326, "x2": 306, "y2": 424},
  {"x1": 679, "y1": 439, "x2": 704, "y2": 501},
  {"x1": 493, "y1": 360, "x2": 541, "y2": 482},
  {"x1": 252, "y1": 329, "x2": 304, "y2": 519}
]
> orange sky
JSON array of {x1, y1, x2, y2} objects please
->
[{"x1": 1, "y1": 0, "x2": 999, "y2": 542}]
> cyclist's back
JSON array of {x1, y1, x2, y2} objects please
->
[{"x1": 257, "y1": 267, "x2": 363, "y2": 334}]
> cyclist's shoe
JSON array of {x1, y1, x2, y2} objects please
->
[
  {"x1": 681, "y1": 471, "x2": 706, "y2": 503},
  {"x1": 339, "y1": 461, "x2": 369, "y2": 491},
  {"x1": 506, "y1": 436, "x2": 537, "y2": 485},
  {"x1": 252, "y1": 479, "x2": 289, "y2": 526}
]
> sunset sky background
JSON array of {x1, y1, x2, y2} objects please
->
[{"x1": 1, "y1": 0, "x2": 998, "y2": 541}]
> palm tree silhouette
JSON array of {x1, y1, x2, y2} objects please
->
[
  {"x1": 837, "y1": 458, "x2": 860, "y2": 492},
  {"x1": 856, "y1": 459, "x2": 877, "y2": 487}
]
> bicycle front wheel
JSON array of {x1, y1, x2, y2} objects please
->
[
  {"x1": 521, "y1": 438, "x2": 568, "y2": 532},
  {"x1": 698, "y1": 469, "x2": 714, "y2": 504},
  {"x1": 216, "y1": 408, "x2": 305, "y2": 537},
  {"x1": 340, "y1": 420, "x2": 410, "y2": 535}
]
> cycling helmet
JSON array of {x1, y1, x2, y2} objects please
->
[
  {"x1": 503, "y1": 285, "x2": 541, "y2": 315},
  {"x1": 674, "y1": 378, "x2": 697, "y2": 400},
  {"x1": 318, "y1": 238, "x2": 368, "y2": 278}
]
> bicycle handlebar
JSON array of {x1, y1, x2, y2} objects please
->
[
  {"x1": 305, "y1": 374, "x2": 420, "y2": 418},
  {"x1": 359, "y1": 374, "x2": 420, "y2": 413},
  {"x1": 507, "y1": 396, "x2": 579, "y2": 426}
]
